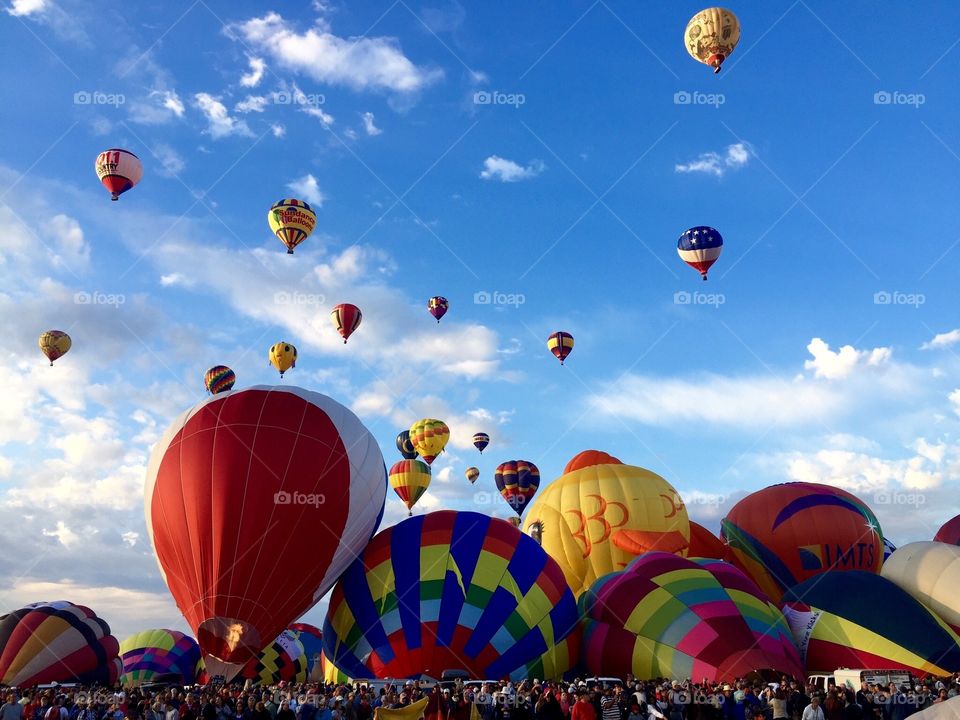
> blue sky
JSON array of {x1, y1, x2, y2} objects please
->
[{"x1": 1, "y1": 0, "x2": 960, "y2": 637}]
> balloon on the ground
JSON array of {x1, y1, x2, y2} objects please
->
[
  {"x1": 268, "y1": 342, "x2": 297, "y2": 377},
  {"x1": 39, "y1": 330, "x2": 71, "y2": 366},
  {"x1": 323, "y1": 510, "x2": 580, "y2": 681},
  {"x1": 935, "y1": 515, "x2": 960, "y2": 545},
  {"x1": 881, "y1": 542, "x2": 960, "y2": 634},
  {"x1": 547, "y1": 331, "x2": 574, "y2": 365},
  {"x1": 145, "y1": 385, "x2": 387, "y2": 679},
  {"x1": 721, "y1": 482, "x2": 884, "y2": 604},
  {"x1": 331, "y1": 303, "x2": 362, "y2": 344},
  {"x1": 241, "y1": 630, "x2": 307, "y2": 685},
  {"x1": 408, "y1": 418, "x2": 449, "y2": 464},
  {"x1": 0, "y1": 601, "x2": 120, "y2": 686},
  {"x1": 495, "y1": 460, "x2": 540, "y2": 516},
  {"x1": 522, "y1": 450, "x2": 690, "y2": 596},
  {"x1": 268, "y1": 199, "x2": 317, "y2": 254},
  {"x1": 204, "y1": 365, "x2": 235, "y2": 395},
  {"x1": 581, "y1": 553, "x2": 804, "y2": 681},
  {"x1": 883, "y1": 536, "x2": 897, "y2": 563},
  {"x1": 428, "y1": 296, "x2": 448, "y2": 322},
  {"x1": 288, "y1": 623, "x2": 324, "y2": 682},
  {"x1": 684, "y1": 8, "x2": 741, "y2": 74},
  {"x1": 119, "y1": 629, "x2": 201, "y2": 687},
  {"x1": 321, "y1": 648, "x2": 351, "y2": 684},
  {"x1": 781, "y1": 571, "x2": 960, "y2": 677},
  {"x1": 677, "y1": 226, "x2": 724, "y2": 280},
  {"x1": 688, "y1": 521, "x2": 728, "y2": 559},
  {"x1": 396, "y1": 430, "x2": 418, "y2": 460},
  {"x1": 389, "y1": 459, "x2": 431, "y2": 516},
  {"x1": 465, "y1": 467, "x2": 479, "y2": 484},
  {"x1": 95, "y1": 148, "x2": 142, "y2": 200},
  {"x1": 473, "y1": 432, "x2": 490, "y2": 453}
]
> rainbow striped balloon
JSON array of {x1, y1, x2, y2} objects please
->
[
  {"x1": 119, "y1": 629, "x2": 201, "y2": 687},
  {"x1": 204, "y1": 365, "x2": 236, "y2": 394}
]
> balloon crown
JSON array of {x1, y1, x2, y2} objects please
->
[{"x1": 563, "y1": 450, "x2": 623, "y2": 473}]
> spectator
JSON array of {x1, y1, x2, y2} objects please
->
[
  {"x1": 801, "y1": 697, "x2": 824, "y2": 720},
  {"x1": 1, "y1": 694, "x2": 24, "y2": 720},
  {"x1": 276, "y1": 702, "x2": 295, "y2": 720},
  {"x1": 571, "y1": 695, "x2": 597, "y2": 720}
]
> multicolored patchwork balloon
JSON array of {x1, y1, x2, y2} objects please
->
[
  {"x1": 288, "y1": 623, "x2": 324, "y2": 682},
  {"x1": 677, "y1": 226, "x2": 723, "y2": 280},
  {"x1": 39, "y1": 330, "x2": 72, "y2": 366},
  {"x1": 408, "y1": 418, "x2": 449, "y2": 464},
  {"x1": 428, "y1": 296, "x2": 449, "y2": 322},
  {"x1": 119, "y1": 629, "x2": 201, "y2": 687},
  {"x1": 547, "y1": 331, "x2": 574, "y2": 365},
  {"x1": 495, "y1": 460, "x2": 540, "y2": 516},
  {"x1": 204, "y1": 365, "x2": 236, "y2": 395},
  {"x1": 389, "y1": 459, "x2": 432, "y2": 515},
  {"x1": 268, "y1": 199, "x2": 317, "y2": 254},
  {"x1": 241, "y1": 630, "x2": 307, "y2": 685}
]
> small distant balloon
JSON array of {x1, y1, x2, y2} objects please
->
[
  {"x1": 396, "y1": 430, "x2": 418, "y2": 460},
  {"x1": 204, "y1": 366, "x2": 236, "y2": 395},
  {"x1": 547, "y1": 331, "x2": 574, "y2": 365},
  {"x1": 39, "y1": 330, "x2": 71, "y2": 366},
  {"x1": 269, "y1": 342, "x2": 297, "y2": 377},
  {"x1": 389, "y1": 459, "x2": 432, "y2": 516},
  {"x1": 95, "y1": 148, "x2": 142, "y2": 201},
  {"x1": 685, "y1": 7, "x2": 741, "y2": 74},
  {"x1": 428, "y1": 296, "x2": 448, "y2": 323},
  {"x1": 678, "y1": 226, "x2": 724, "y2": 280},
  {"x1": 330, "y1": 303, "x2": 362, "y2": 344},
  {"x1": 465, "y1": 467, "x2": 479, "y2": 484},
  {"x1": 473, "y1": 432, "x2": 490, "y2": 453},
  {"x1": 268, "y1": 199, "x2": 317, "y2": 254},
  {"x1": 408, "y1": 418, "x2": 449, "y2": 465}
]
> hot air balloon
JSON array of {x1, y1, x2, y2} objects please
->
[
  {"x1": 241, "y1": 630, "x2": 307, "y2": 685},
  {"x1": 288, "y1": 623, "x2": 324, "y2": 682},
  {"x1": 473, "y1": 432, "x2": 490, "y2": 453},
  {"x1": 0, "y1": 601, "x2": 121, "y2": 686},
  {"x1": 522, "y1": 450, "x2": 691, "y2": 596},
  {"x1": 408, "y1": 418, "x2": 449, "y2": 465},
  {"x1": 581, "y1": 553, "x2": 804, "y2": 682},
  {"x1": 118, "y1": 629, "x2": 202, "y2": 687},
  {"x1": 396, "y1": 430, "x2": 418, "y2": 460},
  {"x1": 547, "y1": 331, "x2": 574, "y2": 365},
  {"x1": 269, "y1": 342, "x2": 297, "y2": 377},
  {"x1": 320, "y1": 648, "x2": 351, "y2": 684},
  {"x1": 268, "y1": 199, "x2": 317, "y2": 254},
  {"x1": 389, "y1": 459, "x2": 432, "y2": 516},
  {"x1": 684, "y1": 7, "x2": 741, "y2": 74},
  {"x1": 428, "y1": 296, "x2": 448, "y2": 323},
  {"x1": 323, "y1": 510, "x2": 580, "y2": 681},
  {"x1": 721, "y1": 482, "x2": 884, "y2": 605},
  {"x1": 331, "y1": 303, "x2": 362, "y2": 344},
  {"x1": 495, "y1": 460, "x2": 540, "y2": 516},
  {"x1": 465, "y1": 467, "x2": 480, "y2": 484},
  {"x1": 39, "y1": 330, "x2": 71, "y2": 366},
  {"x1": 935, "y1": 515, "x2": 960, "y2": 545},
  {"x1": 677, "y1": 226, "x2": 724, "y2": 280},
  {"x1": 204, "y1": 365, "x2": 236, "y2": 395},
  {"x1": 883, "y1": 536, "x2": 897, "y2": 563},
  {"x1": 688, "y1": 520, "x2": 728, "y2": 559},
  {"x1": 881, "y1": 542, "x2": 960, "y2": 634},
  {"x1": 145, "y1": 385, "x2": 387, "y2": 680},
  {"x1": 95, "y1": 148, "x2": 143, "y2": 200},
  {"x1": 781, "y1": 571, "x2": 960, "y2": 677}
]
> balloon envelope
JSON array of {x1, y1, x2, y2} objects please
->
[
  {"x1": 268, "y1": 199, "x2": 317, "y2": 254},
  {"x1": 241, "y1": 630, "x2": 307, "y2": 685},
  {"x1": 677, "y1": 226, "x2": 723, "y2": 279},
  {"x1": 494, "y1": 460, "x2": 540, "y2": 516},
  {"x1": 881, "y1": 541, "x2": 960, "y2": 634},
  {"x1": 268, "y1": 342, "x2": 297, "y2": 377},
  {"x1": 39, "y1": 330, "x2": 71, "y2": 365},
  {"x1": 323, "y1": 510, "x2": 580, "y2": 681},
  {"x1": 547, "y1": 331, "x2": 574, "y2": 364},
  {"x1": 428, "y1": 296, "x2": 448, "y2": 322},
  {"x1": 288, "y1": 623, "x2": 324, "y2": 682},
  {"x1": 473, "y1": 433, "x2": 490, "y2": 453},
  {"x1": 935, "y1": 515, "x2": 960, "y2": 546},
  {"x1": 396, "y1": 430, "x2": 418, "y2": 460},
  {"x1": 408, "y1": 418, "x2": 449, "y2": 465},
  {"x1": 119, "y1": 629, "x2": 201, "y2": 687},
  {"x1": 684, "y1": 7, "x2": 741, "y2": 73},
  {"x1": 204, "y1": 365, "x2": 236, "y2": 395},
  {"x1": 145, "y1": 385, "x2": 387, "y2": 677},
  {"x1": 688, "y1": 521, "x2": 728, "y2": 559},
  {"x1": 95, "y1": 148, "x2": 142, "y2": 200},
  {"x1": 331, "y1": 303, "x2": 362, "y2": 343},
  {"x1": 389, "y1": 459, "x2": 432, "y2": 514}
]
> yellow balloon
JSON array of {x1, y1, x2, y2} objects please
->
[
  {"x1": 521, "y1": 450, "x2": 690, "y2": 596},
  {"x1": 268, "y1": 341, "x2": 297, "y2": 377},
  {"x1": 389, "y1": 459, "x2": 432, "y2": 516},
  {"x1": 408, "y1": 418, "x2": 449, "y2": 465},
  {"x1": 465, "y1": 467, "x2": 480, "y2": 484},
  {"x1": 39, "y1": 330, "x2": 71, "y2": 366},
  {"x1": 685, "y1": 7, "x2": 740, "y2": 73},
  {"x1": 268, "y1": 199, "x2": 317, "y2": 254}
]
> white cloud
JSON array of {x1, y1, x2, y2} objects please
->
[
  {"x1": 227, "y1": 12, "x2": 442, "y2": 94},
  {"x1": 154, "y1": 89, "x2": 185, "y2": 117},
  {"x1": 675, "y1": 142, "x2": 752, "y2": 177},
  {"x1": 804, "y1": 337, "x2": 891, "y2": 380},
  {"x1": 160, "y1": 272, "x2": 189, "y2": 287},
  {"x1": 128, "y1": 90, "x2": 185, "y2": 125},
  {"x1": 46, "y1": 213, "x2": 90, "y2": 270},
  {"x1": 121, "y1": 531, "x2": 139, "y2": 547},
  {"x1": 950, "y1": 389, "x2": 960, "y2": 417},
  {"x1": 361, "y1": 111, "x2": 382, "y2": 136},
  {"x1": 479, "y1": 155, "x2": 544, "y2": 182},
  {"x1": 235, "y1": 95, "x2": 268, "y2": 113},
  {"x1": 42, "y1": 521, "x2": 80, "y2": 548},
  {"x1": 303, "y1": 105, "x2": 334, "y2": 126},
  {"x1": 240, "y1": 56, "x2": 266, "y2": 87},
  {"x1": 6, "y1": 0, "x2": 45, "y2": 15},
  {"x1": 194, "y1": 93, "x2": 253, "y2": 139},
  {"x1": 922, "y1": 329, "x2": 960, "y2": 350},
  {"x1": 287, "y1": 173, "x2": 325, "y2": 207},
  {"x1": 271, "y1": 123, "x2": 286, "y2": 138}
]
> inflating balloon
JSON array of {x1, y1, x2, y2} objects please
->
[
  {"x1": 882, "y1": 542, "x2": 960, "y2": 634},
  {"x1": 495, "y1": 460, "x2": 540, "y2": 516},
  {"x1": 688, "y1": 520, "x2": 728, "y2": 559},
  {"x1": 241, "y1": 629, "x2": 307, "y2": 685},
  {"x1": 320, "y1": 648, "x2": 351, "y2": 684},
  {"x1": 678, "y1": 226, "x2": 723, "y2": 280},
  {"x1": 0, "y1": 601, "x2": 121, "y2": 686},
  {"x1": 685, "y1": 7, "x2": 741, "y2": 74},
  {"x1": 268, "y1": 199, "x2": 317, "y2": 254},
  {"x1": 389, "y1": 459, "x2": 432, "y2": 516},
  {"x1": 323, "y1": 510, "x2": 580, "y2": 680},
  {"x1": 522, "y1": 450, "x2": 691, "y2": 596},
  {"x1": 119, "y1": 629, "x2": 201, "y2": 687},
  {"x1": 145, "y1": 385, "x2": 387, "y2": 679},
  {"x1": 331, "y1": 303, "x2": 362, "y2": 344},
  {"x1": 935, "y1": 514, "x2": 960, "y2": 545},
  {"x1": 39, "y1": 330, "x2": 71, "y2": 366},
  {"x1": 269, "y1": 341, "x2": 297, "y2": 377},
  {"x1": 473, "y1": 432, "x2": 490, "y2": 453},
  {"x1": 581, "y1": 553, "x2": 804, "y2": 682},
  {"x1": 396, "y1": 430, "x2": 418, "y2": 460},
  {"x1": 721, "y1": 482, "x2": 884, "y2": 604},
  {"x1": 408, "y1": 418, "x2": 449, "y2": 464},
  {"x1": 288, "y1": 623, "x2": 324, "y2": 682},
  {"x1": 465, "y1": 466, "x2": 479, "y2": 484},
  {"x1": 204, "y1": 365, "x2": 236, "y2": 394},
  {"x1": 428, "y1": 296, "x2": 448, "y2": 323},
  {"x1": 95, "y1": 148, "x2": 142, "y2": 200},
  {"x1": 782, "y1": 571, "x2": 960, "y2": 677},
  {"x1": 547, "y1": 331, "x2": 574, "y2": 365}
]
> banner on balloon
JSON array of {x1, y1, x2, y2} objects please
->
[{"x1": 374, "y1": 698, "x2": 429, "y2": 720}]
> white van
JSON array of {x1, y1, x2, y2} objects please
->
[{"x1": 807, "y1": 669, "x2": 914, "y2": 693}]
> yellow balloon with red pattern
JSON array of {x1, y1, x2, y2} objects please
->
[{"x1": 521, "y1": 450, "x2": 690, "y2": 596}]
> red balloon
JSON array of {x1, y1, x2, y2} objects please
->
[
  {"x1": 145, "y1": 386, "x2": 387, "y2": 678},
  {"x1": 331, "y1": 303, "x2": 362, "y2": 344},
  {"x1": 935, "y1": 514, "x2": 960, "y2": 545},
  {"x1": 688, "y1": 521, "x2": 728, "y2": 560}
]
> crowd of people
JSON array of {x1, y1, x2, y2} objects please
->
[{"x1": 1, "y1": 675, "x2": 958, "y2": 720}]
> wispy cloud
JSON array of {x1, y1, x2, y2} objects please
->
[
  {"x1": 194, "y1": 93, "x2": 253, "y2": 139},
  {"x1": 675, "y1": 142, "x2": 751, "y2": 177},
  {"x1": 287, "y1": 173, "x2": 325, "y2": 206},
  {"x1": 240, "y1": 56, "x2": 266, "y2": 87},
  {"x1": 922, "y1": 329, "x2": 960, "y2": 350},
  {"x1": 361, "y1": 111, "x2": 382, "y2": 136}
]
